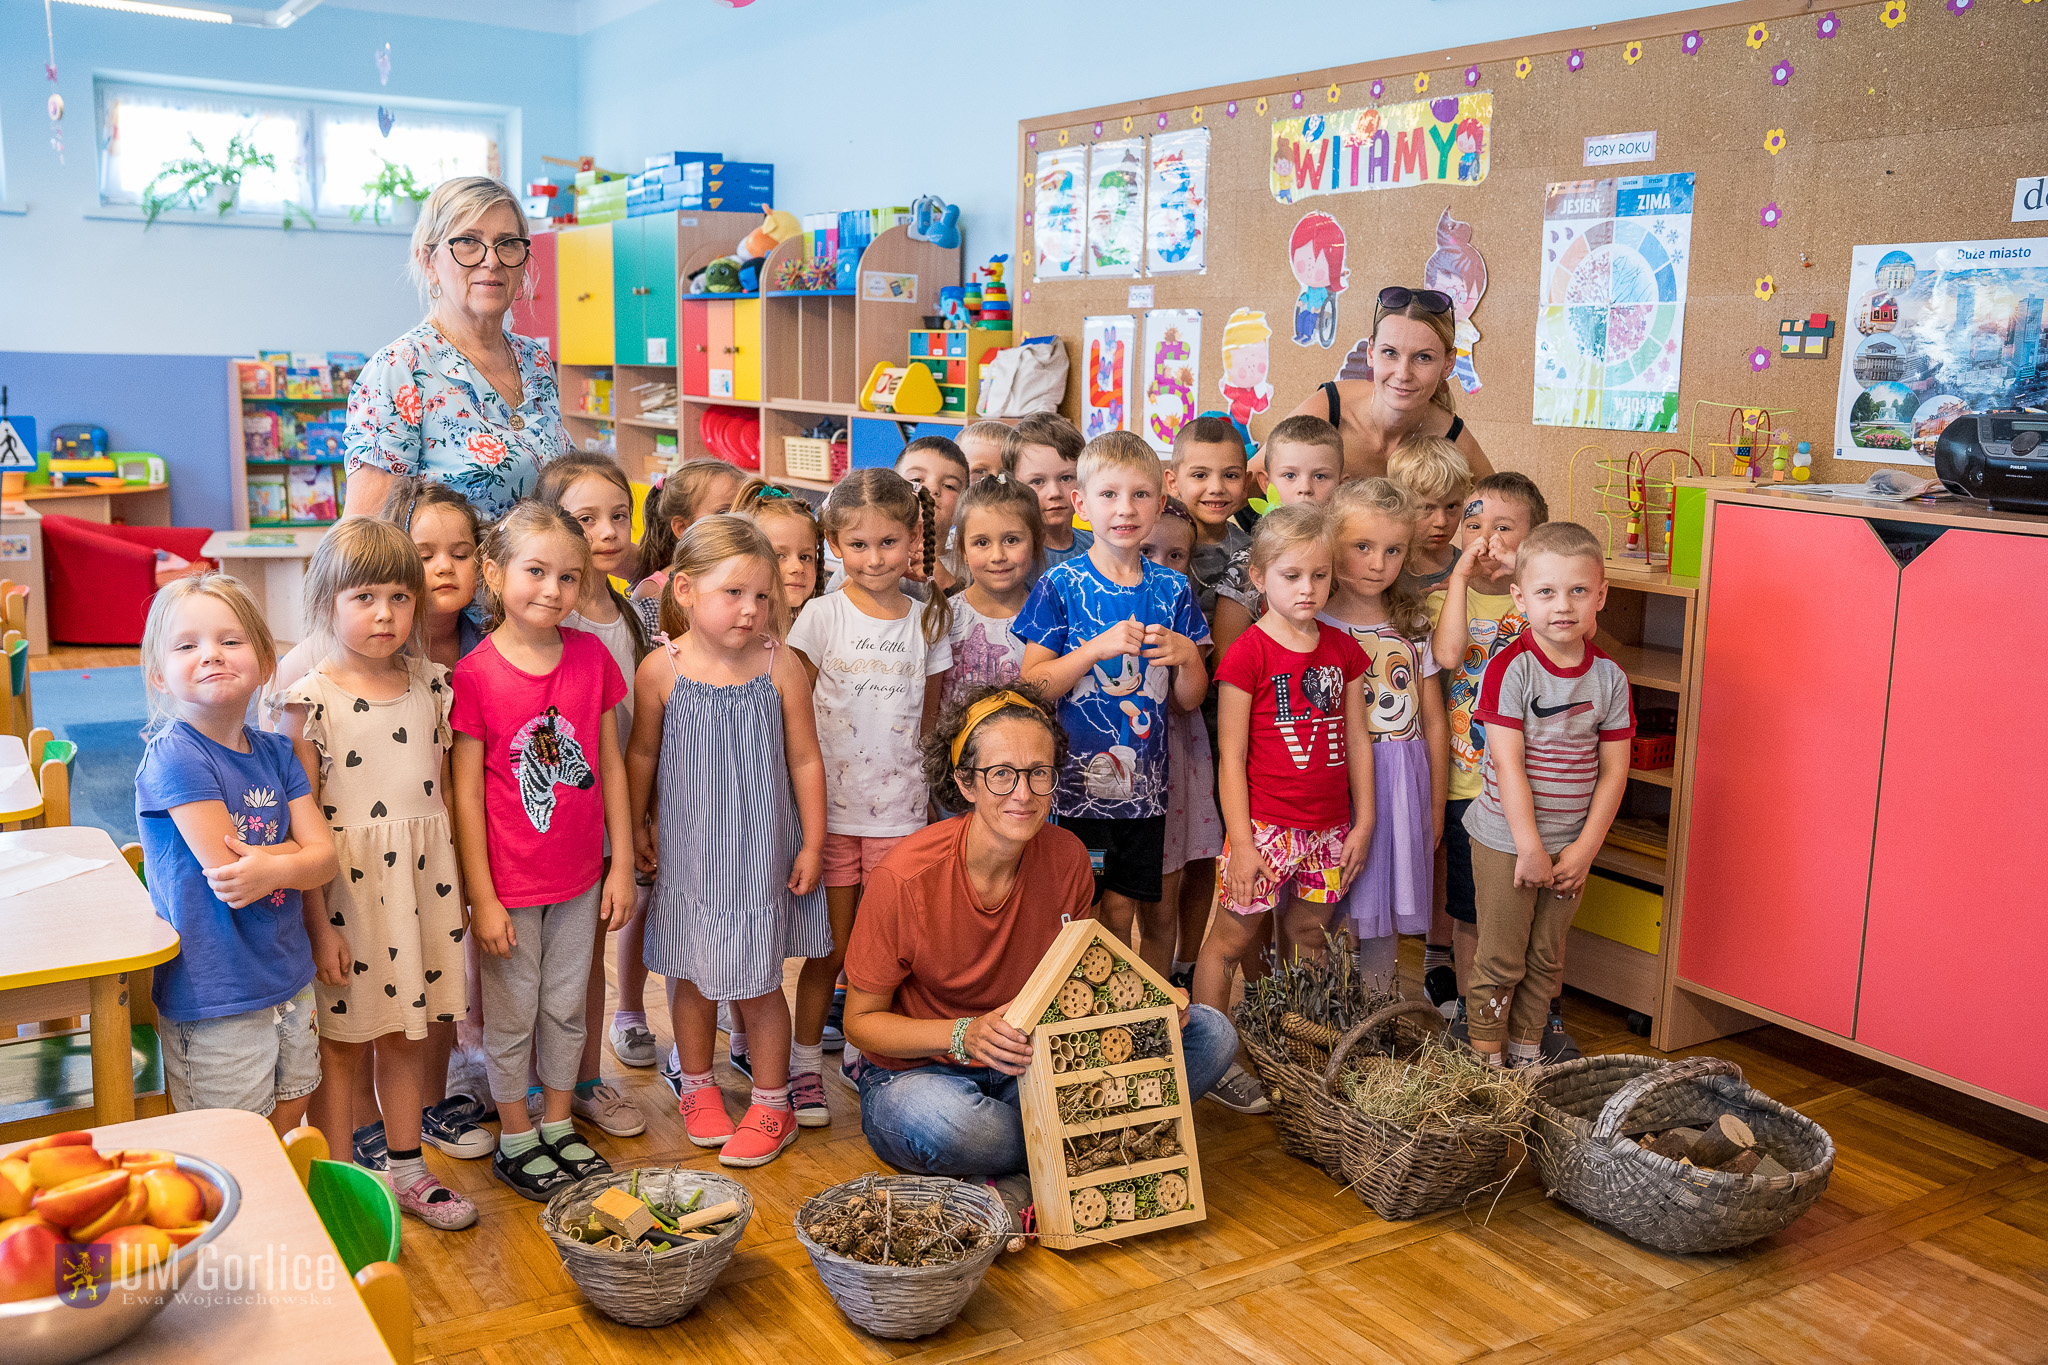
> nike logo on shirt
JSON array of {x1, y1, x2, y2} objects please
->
[{"x1": 1529, "y1": 699, "x2": 1595, "y2": 718}]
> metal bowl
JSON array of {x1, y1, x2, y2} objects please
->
[{"x1": 0, "y1": 1151, "x2": 243, "y2": 1365}]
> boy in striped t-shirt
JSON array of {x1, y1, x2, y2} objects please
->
[{"x1": 1462, "y1": 522, "x2": 1633, "y2": 1067}]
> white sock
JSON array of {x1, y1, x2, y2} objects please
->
[
  {"x1": 387, "y1": 1150, "x2": 427, "y2": 1192},
  {"x1": 612, "y1": 1010, "x2": 646, "y2": 1031},
  {"x1": 729, "y1": 1030, "x2": 749, "y2": 1056},
  {"x1": 790, "y1": 1040, "x2": 823, "y2": 1078},
  {"x1": 1507, "y1": 1039, "x2": 1542, "y2": 1066},
  {"x1": 752, "y1": 1083, "x2": 791, "y2": 1111}
]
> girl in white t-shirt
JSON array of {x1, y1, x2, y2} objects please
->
[
  {"x1": 943, "y1": 472, "x2": 1042, "y2": 709},
  {"x1": 786, "y1": 469, "x2": 951, "y2": 1114}
]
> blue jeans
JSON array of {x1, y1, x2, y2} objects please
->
[{"x1": 855, "y1": 1004, "x2": 1238, "y2": 1178}]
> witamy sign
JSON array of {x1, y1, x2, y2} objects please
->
[{"x1": 1584, "y1": 131, "x2": 1657, "y2": 167}]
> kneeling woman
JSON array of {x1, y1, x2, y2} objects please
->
[{"x1": 842, "y1": 682, "x2": 1238, "y2": 1179}]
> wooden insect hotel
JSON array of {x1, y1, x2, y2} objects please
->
[{"x1": 1003, "y1": 919, "x2": 1205, "y2": 1249}]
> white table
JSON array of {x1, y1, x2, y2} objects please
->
[{"x1": 201, "y1": 528, "x2": 330, "y2": 646}]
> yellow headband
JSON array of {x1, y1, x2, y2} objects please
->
[{"x1": 949, "y1": 690, "x2": 1039, "y2": 766}]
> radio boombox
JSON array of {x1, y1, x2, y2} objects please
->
[{"x1": 1934, "y1": 411, "x2": 2048, "y2": 514}]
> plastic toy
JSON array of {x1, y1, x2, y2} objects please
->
[
  {"x1": 962, "y1": 277, "x2": 984, "y2": 319},
  {"x1": 979, "y1": 255, "x2": 1012, "y2": 324},
  {"x1": 1566, "y1": 442, "x2": 1703, "y2": 568},
  {"x1": 739, "y1": 209, "x2": 800, "y2": 260},
  {"x1": 49, "y1": 423, "x2": 109, "y2": 460},
  {"x1": 907, "y1": 194, "x2": 961, "y2": 249},
  {"x1": 1792, "y1": 440, "x2": 1813, "y2": 482},
  {"x1": 938, "y1": 286, "x2": 969, "y2": 328},
  {"x1": 860, "y1": 360, "x2": 943, "y2": 416}
]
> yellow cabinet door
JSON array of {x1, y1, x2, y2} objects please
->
[
  {"x1": 557, "y1": 224, "x2": 615, "y2": 365},
  {"x1": 731, "y1": 298, "x2": 762, "y2": 401}
]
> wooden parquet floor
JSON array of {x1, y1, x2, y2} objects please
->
[{"x1": 405, "y1": 945, "x2": 2048, "y2": 1365}]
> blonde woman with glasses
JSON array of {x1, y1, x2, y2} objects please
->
[{"x1": 343, "y1": 176, "x2": 570, "y2": 522}]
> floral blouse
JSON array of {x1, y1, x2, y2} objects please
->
[{"x1": 343, "y1": 321, "x2": 570, "y2": 521}]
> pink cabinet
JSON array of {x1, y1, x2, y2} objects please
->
[
  {"x1": 509, "y1": 231, "x2": 558, "y2": 363},
  {"x1": 1678, "y1": 505, "x2": 1898, "y2": 1036},
  {"x1": 1857, "y1": 530, "x2": 2048, "y2": 1110}
]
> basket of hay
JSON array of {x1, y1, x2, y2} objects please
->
[{"x1": 795, "y1": 1174, "x2": 1007, "y2": 1339}]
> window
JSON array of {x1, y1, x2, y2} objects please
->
[{"x1": 96, "y1": 77, "x2": 506, "y2": 224}]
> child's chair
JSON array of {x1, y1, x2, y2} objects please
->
[
  {"x1": 25, "y1": 726, "x2": 73, "y2": 829},
  {"x1": 2, "y1": 622, "x2": 29, "y2": 743},
  {"x1": 280, "y1": 1127, "x2": 410, "y2": 1361}
]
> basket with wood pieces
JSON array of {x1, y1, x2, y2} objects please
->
[
  {"x1": 1529, "y1": 1054, "x2": 1836, "y2": 1253},
  {"x1": 794, "y1": 1175, "x2": 1008, "y2": 1339},
  {"x1": 1318, "y1": 1002, "x2": 1535, "y2": 1221},
  {"x1": 1233, "y1": 932, "x2": 1397, "y2": 1170},
  {"x1": 540, "y1": 1167, "x2": 751, "y2": 1327}
]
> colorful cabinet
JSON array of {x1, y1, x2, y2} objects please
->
[
  {"x1": 731, "y1": 299, "x2": 761, "y2": 401},
  {"x1": 681, "y1": 302, "x2": 708, "y2": 396},
  {"x1": 556, "y1": 224, "x2": 615, "y2": 366},
  {"x1": 509, "y1": 230, "x2": 557, "y2": 361},
  {"x1": 1678, "y1": 505, "x2": 1897, "y2": 1036},
  {"x1": 1857, "y1": 529, "x2": 2048, "y2": 1111},
  {"x1": 612, "y1": 212, "x2": 677, "y2": 367}
]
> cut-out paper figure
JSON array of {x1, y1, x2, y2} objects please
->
[
  {"x1": 1147, "y1": 322, "x2": 1196, "y2": 446},
  {"x1": 1289, "y1": 212, "x2": 1349, "y2": 349},
  {"x1": 1087, "y1": 322, "x2": 1129, "y2": 437},
  {"x1": 1218, "y1": 308, "x2": 1273, "y2": 426},
  {"x1": 1423, "y1": 207, "x2": 1489, "y2": 394}
]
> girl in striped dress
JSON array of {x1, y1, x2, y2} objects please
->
[{"x1": 624, "y1": 515, "x2": 829, "y2": 1168}]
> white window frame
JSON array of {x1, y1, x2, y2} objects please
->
[{"x1": 90, "y1": 71, "x2": 519, "y2": 233}]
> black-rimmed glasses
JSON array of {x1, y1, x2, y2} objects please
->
[
  {"x1": 1375, "y1": 286, "x2": 1453, "y2": 316},
  {"x1": 959, "y1": 764, "x2": 1059, "y2": 795},
  {"x1": 443, "y1": 235, "x2": 532, "y2": 268}
]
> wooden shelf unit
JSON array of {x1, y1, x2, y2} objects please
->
[
  {"x1": 1566, "y1": 565, "x2": 1757, "y2": 1050},
  {"x1": 225, "y1": 359, "x2": 342, "y2": 531}
]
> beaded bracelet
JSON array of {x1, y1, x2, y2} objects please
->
[{"x1": 950, "y1": 1017, "x2": 973, "y2": 1064}]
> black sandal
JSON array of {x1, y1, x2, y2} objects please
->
[
  {"x1": 491, "y1": 1142, "x2": 573, "y2": 1201},
  {"x1": 545, "y1": 1130, "x2": 612, "y2": 1182}
]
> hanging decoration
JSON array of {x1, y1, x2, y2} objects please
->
[
  {"x1": 43, "y1": 0, "x2": 64, "y2": 162},
  {"x1": 378, "y1": 106, "x2": 396, "y2": 137},
  {"x1": 375, "y1": 42, "x2": 391, "y2": 85},
  {"x1": 1425, "y1": 207, "x2": 1491, "y2": 394},
  {"x1": 1287, "y1": 211, "x2": 1349, "y2": 348},
  {"x1": 1217, "y1": 308, "x2": 1274, "y2": 426}
]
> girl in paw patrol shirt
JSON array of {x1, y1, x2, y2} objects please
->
[
  {"x1": 450, "y1": 501, "x2": 636, "y2": 1202},
  {"x1": 1320, "y1": 479, "x2": 1448, "y2": 985}
]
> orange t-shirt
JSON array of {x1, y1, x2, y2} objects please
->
[{"x1": 845, "y1": 815, "x2": 1096, "y2": 1072}]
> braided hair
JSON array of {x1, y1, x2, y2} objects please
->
[{"x1": 820, "y1": 467, "x2": 951, "y2": 647}]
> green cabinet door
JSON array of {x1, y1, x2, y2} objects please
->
[
  {"x1": 611, "y1": 216, "x2": 646, "y2": 364},
  {"x1": 639, "y1": 211, "x2": 677, "y2": 368}
]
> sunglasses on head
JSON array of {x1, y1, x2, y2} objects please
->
[{"x1": 1375, "y1": 286, "x2": 1454, "y2": 315}]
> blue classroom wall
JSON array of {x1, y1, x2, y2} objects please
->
[
  {"x1": 575, "y1": 0, "x2": 1704, "y2": 272},
  {"x1": 0, "y1": 3, "x2": 579, "y2": 358},
  {"x1": 0, "y1": 352, "x2": 234, "y2": 530}
]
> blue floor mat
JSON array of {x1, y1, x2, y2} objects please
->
[{"x1": 30, "y1": 666, "x2": 148, "y2": 844}]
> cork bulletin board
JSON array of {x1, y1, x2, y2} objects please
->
[{"x1": 1013, "y1": 0, "x2": 2048, "y2": 513}]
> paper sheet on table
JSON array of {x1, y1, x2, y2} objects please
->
[{"x1": 0, "y1": 850, "x2": 112, "y2": 900}]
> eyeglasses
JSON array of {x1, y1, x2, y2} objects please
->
[
  {"x1": 442, "y1": 235, "x2": 531, "y2": 268},
  {"x1": 959, "y1": 764, "x2": 1059, "y2": 796},
  {"x1": 1375, "y1": 286, "x2": 1453, "y2": 316}
]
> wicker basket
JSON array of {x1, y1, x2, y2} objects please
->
[
  {"x1": 1240, "y1": 1000, "x2": 1449, "y2": 1182},
  {"x1": 1315, "y1": 1002, "x2": 1527, "y2": 1220},
  {"x1": 1529, "y1": 1054, "x2": 1835, "y2": 1253},
  {"x1": 541, "y1": 1167, "x2": 751, "y2": 1327},
  {"x1": 794, "y1": 1175, "x2": 1007, "y2": 1340}
]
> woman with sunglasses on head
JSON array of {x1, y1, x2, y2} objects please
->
[
  {"x1": 342, "y1": 176, "x2": 569, "y2": 522},
  {"x1": 838, "y1": 681, "x2": 1240, "y2": 1214},
  {"x1": 1274, "y1": 287, "x2": 1495, "y2": 484}
]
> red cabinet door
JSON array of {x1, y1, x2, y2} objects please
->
[
  {"x1": 510, "y1": 231, "x2": 558, "y2": 364},
  {"x1": 1858, "y1": 529, "x2": 2048, "y2": 1108},
  {"x1": 1678, "y1": 505, "x2": 1898, "y2": 1035},
  {"x1": 681, "y1": 302, "x2": 709, "y2": 397}
]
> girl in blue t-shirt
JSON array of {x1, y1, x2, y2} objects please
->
[{"x1": 136, "y1": 575, "x2": 339, "y2": 1134}]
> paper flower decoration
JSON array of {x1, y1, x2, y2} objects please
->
[
  {"x1": 1623, "y1": 41, "x2": 1643, "y2": 65},
  {"x1": 1327, "y1": 83, "x2": 1341, "y2": 102},
  {"x1": 1254, "y1": 99, "x2": 1267, "y2": 117},
  {"x1": 1225, "y1": 100, "x2": 1238, "y2": 118},
  {"x1": 1464, "y1": 65, "x2": 1481, "y2": 87},
  {"x1": 1092, "y1": 122, "x2": 1103, "y2": 137},
  {"x1": 1750, "y1": 346, "x2": 1773, "y2": 372},
  {"x1": 1747, "y1": 22, "x2": 1770, "y2": 47},
  {"x1": 1764, "y1": 127, "x2": 1788, "y2": 155},
  {"x1": 1567, "y1": 49, "x2": 1585, "y2": 72},
  {"x1": 1414, "y1": 72, "x2": 1429, "y2": 93},
  {"x1": 1881, "y1": 0, "x2": 1906, "y2": 26},
  {"x1": 1772, "y1": 59, "x2": 1795, "y2": 85},
  {"x1": 1158, "y1": 112, "x2": 1170, "y2": 128},
  {"x1": 1760, "y1": 201, "x2": 1782, "y2": 227},
  {"x1": 1023, "y1": 211, "x2": 1032, "y2": 226},
  {"x1": 1292, "y1": 90, "x2": 1305, "y2": 109},
  {"x1": 1192, "y1": 106, "x2": 1204, "y2": 123},
  {"x1": 1027, "y1": 132, "x2": 1037, "y2": 149},
  {"x1": 1514, "y1": 57, "x2": 1531, "y2": 79},
  {"x1": 1057, "y1": 129, "x2": 1068, "y2": 146},
  {"x1": 1021, "y1": 289, "x2": 1031, "y2": 306},
  {"x1": 1123, "y1": 116, "x2": 1134, "y2": 132},
  {"x1": 1681, "y1": 29, "x2": 1703, "y2": 54},
  {"x1": 1817, "y1": 10, "x2": 1840, "y2": 35},
  {"x1": 1370, "y1": 79, "x2": 1385, "y2": 99},
  {"x1": 1755, "y1": 275, "x2": 1776, "y2": 300},
  {"x1": 1947, "y1": 0, "x2": 1971, "y2": 13}
]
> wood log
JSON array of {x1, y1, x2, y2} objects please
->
[
  {"x1": 1645, "y1": 1126, "x2": 1703, "y2": 1161},
  {"x1": 669, "y1": 1198, "x2": 743, "y2": 1234},
  {"x1": 1753, "y1": 1154, "x2": 1787, "y2": 1180},
  {"x1": 1688, "y1": 1114, "x2": 1757, "y2": 1170},
  {"x1": 1719, "y1": 1148, "x2": 1763, "y2": 1177}
]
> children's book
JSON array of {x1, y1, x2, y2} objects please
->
[
  {"x1": 236, "y1": 360, "x2": 276, "y2": 399},
  {"x1": 248, "y1": 471, "x2": 289, "y2": 524},
  {"x1": 284, "y1": 367, "x2": 332, "y2": 400},
  {"x1": 242, "y1": 411, "x2": 281, "y2": 461},
  {"x1": 286, "y1": 465, "x2": 338, "y2": 522},
  {"x1": 326, "y1": 352, "x2": 368, "y2": 392},
  {"x1": 302, "y1": 422, "x2": 344, "y2": 461},
  {"x1": 258, "y1": 351, "x2": 291, "y2": 391}
]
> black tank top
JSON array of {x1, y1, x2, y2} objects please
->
[{"x1": 1319, "y1": 379, "x2": 1464, "y2": 445}]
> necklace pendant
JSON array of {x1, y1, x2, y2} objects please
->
[{"x1": 510, "y1": 413, "x2": 525, "y2": 430}]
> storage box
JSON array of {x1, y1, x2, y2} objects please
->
[
  {"x1": 1630, "y1": 733, "x2": 1675, "y2": 770},
  {"x1": 783, "y1": 435, "x2": 836, "y2": 483},
  {"x1": 1573, "y1": 872, "x2": 1663, "y2": 954},
  {"x1": 644, "y1": 150, "x2": 724, "y2": 169}
]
